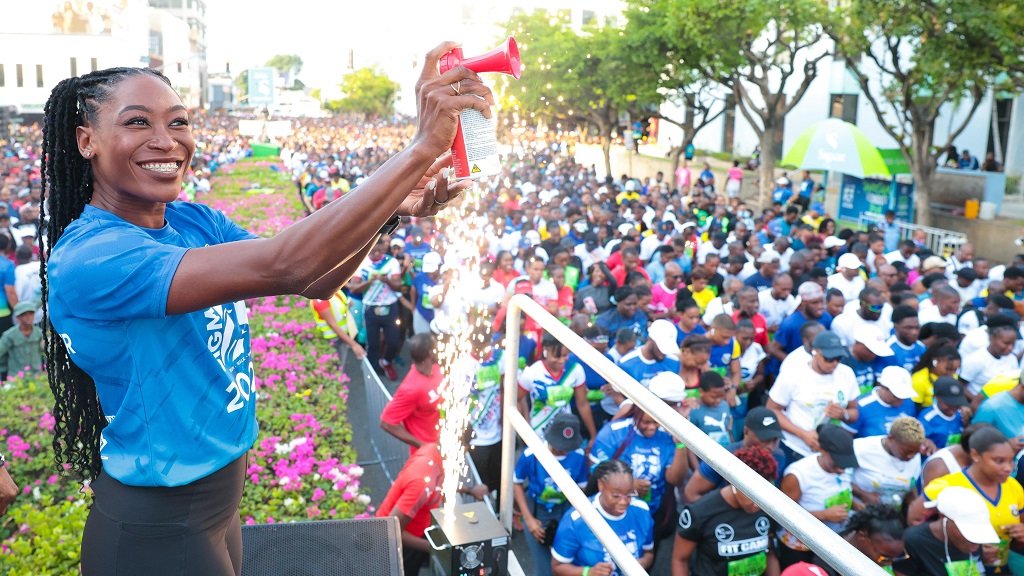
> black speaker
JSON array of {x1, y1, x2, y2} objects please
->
[{"x1": 241, "y1": 517, "x2": 404, "y2": 576}]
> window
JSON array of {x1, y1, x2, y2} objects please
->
[
  {"x1": 0, "y1": 64, "x2": 4, "y2": 87},
  {"x1": 830, "y1": 94, "x2": 858, "y2": 124},
  {"x1": 582, "y1": 10, "x2": 596, "y2": 26},
  {"x1": 36, "y1": 65, "x2": 44, "y2": 87},
  {"x1": 70, "y1": 57, "x2": 77, "y2": 77},
  {"x1": 90, "y1": 58, "x2": 98, "y2": 72},
  {"x1": 16, "y1": 64, "x2": 23, "y2": 88},
  {"x1": 149, "y1": 30, "x2": 162, "y2": 55}
]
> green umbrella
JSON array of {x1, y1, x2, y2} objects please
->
[{"x1": 781, "y1": 118, "x2": 890, "y2": 178}]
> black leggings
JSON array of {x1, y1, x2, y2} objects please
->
[
  {"x1": 81, "y1": 456, "x2": 246, "y2": 576},
  {"x1": 364, "y1": 303, "x2": 400, "y2": 367}
]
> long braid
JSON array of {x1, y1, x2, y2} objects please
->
[{"x1": 41, "y1": 67, "x2": 171, "y2": 479}]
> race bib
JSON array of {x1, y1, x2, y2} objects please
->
[
  {"x1": 727, "y1": 552, "x2": 767, "y2": 576},
  {"x1": 944, "y1": 559, "x2": 982, "y2": 576},
  {"x1": 824, "y1": 489, "x2": 852, "y2": 510},
  {"x1": 947, "y1": 433, "x2": 962, "y2": 447}
]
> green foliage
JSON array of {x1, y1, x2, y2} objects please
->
[
  {"x1": 334, "y1": 67, "x2": 400, "y2": 118},
  {"x1": 265, "y1": 54, "x2": 303, "y2": 76}
]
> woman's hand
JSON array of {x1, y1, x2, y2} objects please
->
[
  {"x1": 589, "y1": 563, "x2": 615, "y2": 576},
  {"x1": 525, "y1": 516, "x2": 546, "y2": 541},
  {"x1": 398, "y1": 153, "x2": 470, "y2": 217},
  {"x1": 411, "y1": 41, "x2": 496, "y2": 161},
  {"x1": 821, "y1": 504, "x2": 849, "y2": 523}
]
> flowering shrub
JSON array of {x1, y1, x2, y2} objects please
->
[{"x1": 0, "y1": 159, "x2": 370, "y2": 574}]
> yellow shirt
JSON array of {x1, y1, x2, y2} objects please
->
[
  {"x1": 981, "y1": 372, "x2": 1020, "y2": 402},
  {"x1": 924, "y1": 471, "x2": 1024, "y2": 568},
  {"x1": 690, "y1": 286, "x2": 716, "y2": 314},
  {"x1": 911, "y1": 368, "x2": 936, "y2": 407}
]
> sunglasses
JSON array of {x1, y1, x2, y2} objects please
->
[
  {"x1": 667, "y1": 274, "x2": 683, "y2": 280},
  {"x1": 820, "y1": 355, "x2": 842, "y2": 364},
  {"x1": 866, "y1": 304, "x2": 884, "y2": 313}
]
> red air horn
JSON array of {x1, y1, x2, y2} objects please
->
[{"x1": 439, "y1": 37, "x2": 521, "y2": 179}]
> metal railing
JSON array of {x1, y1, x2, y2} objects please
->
[
  {"x1": 499, "y1": 294, "x2": 888, "y2": 576},
  {"x1": 359, "y1": 357, "x2": 410, "y2": 483},
  {"x1": 859, "y1": 213, "x2": 968, "y2": 258}
]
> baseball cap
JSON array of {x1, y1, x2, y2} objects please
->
[
  {"x1": 658, "y1": 220, "x2": 675, "y2": 233},
  {"x1": 838, "y1": 253, "x2": 862, "y2": 270},
  {"x1": 525, "y1": 230, "x2": 542, "y2": 244},
  {"x1": 12, "y1": 300, "x2": 37, "y2": 317},
  {"x1": 390, "y1": 237, "x2": 405, "y2": 249},
  {"x1": 853, "y1": 324, "x2": 894, "y2": 358},
  {"x1": 781, "y1": 562, "x2": 830, "y2": 576},
  {"x1": 924, "y1": 486, "x2": 1000, "y2": 544},
  {"x1": 933, "y1": 376, "x2": 970, "y2": 407},
  {"x1": 757, "y1": 251, "x2": 781, "y2": 264},
  {"x1": 810, "y1": 202, "x2": 825, "y2": 214},
  {"x1": 584, "y1": 232, "x2": 599, "y2": 251},
  {"x1": 922, "y1": 255, "x2": 947, "y2": 271},
  {"x1": 776, "y1": 177, "x2": 790, "y2": 186},
  {"x1": 877, "y1": 366, "x2": 915, "y2": 399},
  {"x1": 648, "y1": 319, "x2": 680, "y2": 357},
  {"x1": 744, "y1": 407, "x2": 782, "y2": 441},
  {"x1": 812, "y1": 332, "x2": 849, "y2": 360},
  {"x1": 618, "y1": 223, "x2": 635, "y2": 236},
  {"x1": 421, "y1": 252, "x2": 443, "y2": 273},
  {"x1": 648, "y1": 372, "x2": 687, "y2": 403},
  {"x1": 817, "y1": 423, "x2": 858, "y2": 469},
  {"x1": 798, "y1": 281, "x2": 824, "y2": 300},
  {"x1": 545, "y1": 413, "x2": 584, "y2": 452},
  {"x1": 823, "y1": 236, "x2": 846, "y2": 249},
  {"x1": 955, "y1": 267, "x2": 978, "y2": 281}
]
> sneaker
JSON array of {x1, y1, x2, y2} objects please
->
[{"x1": 380, "y1": 359, "x2": 398, "y2": 381}]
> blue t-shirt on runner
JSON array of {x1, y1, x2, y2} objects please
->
[
  {"x1": 513, "y1": 446, "x2": 589, "y2": 509},
  {"x1": 412, "y1": 272, "x2": 437, "y2": 321},
  {"x1": 0, "y1": 258, "x2": 14, "y2": 315},
  {"x1": 690, "y1": 401, "x2": 733, "y2": 446},
  {"x1": 675, "y1": 323, "x2": 707, "y2": 346},
  {"x1": 617, "y1": 348, "x2": 681, "y2": 388},
  {"x1": 551, "y1": 494, "x2": 654, "y2": 575},
  {"x1": 769, "y1": 310, "x2": 832, "y2": 374},
  {"x1": 404, "y1": 240, "x2": 432, "y2": 272},
  {"x1": 919, "y1": 406, "x2": 965, "y2": 449},
  {"x1": 596, "y1": 309, "x2": 650, "y2": 347},
  {"x1": 590, "y1": 418, "x2": 677, "y2": 512},
  {"x1": 880, "y1": 337, "x2": 926, "y2": 373},
  {"x1": 48, "y1": 202, "x2": 259, "y2": 487},
  {"x1": 850, "y1": 391, "x2": 916, "y2": 438}
]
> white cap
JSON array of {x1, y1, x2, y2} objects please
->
[
  {"x1": 679, "y1": 221, "x2": 696, "y2": 231},
  {"x1": 776, "y1": 177, "x2": 790, "y2": 185},
  {"x1": 823, "y1": 236, "x2": 846, "y2": 249},
  {"x1": 618, "y1": 223, "x2": 635, "y2": 236},
  {"x1": 924, "y1": 486, "x2": 1000, "y2": 544},
  {"x1": 625, "y1": 180, "x2": 638, "y2": 192},
  {"x1": 525, "y1": 230, "x2": 542, "y2": 243},
  {"x1": 877, "y1": 366, "x2": 914, "y2": 399},
  {"x1": 648, "y1": 371, "x2": 687, "y2": 403},
  {"x1": 648, "y1": 319, "x2": 680, "y2": 357},
  {"x1": 838, "y1": 253, "x2": 862, "y2": 270},
  {"x1": 853, "y1": 324, "x2": 894, "y2": 358},
  {"x1": 421, "y1": 252, "x2": 443, "y2": 273},
  {"x1": 757, "y1": 251, "x2": 780, "y2": 264}
]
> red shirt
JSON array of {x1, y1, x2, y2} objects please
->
[
  {"x1": 732, "y1": 311, "x2": 769, "y2": 348},
  {"x1": 555, "y1": 285, "x2": 574, "y2": 320},
  {"x1": 493, "y1": 267, "x2": 518, "y2": 288},
  {"x1": 380, "y1": 364, "x2": 443, "y2": 454},
  {"x1": 376, "y1": 444, "x2": 443, "y2": 537},
  {"x1": 611, "y1": 264, "x2": 650, "y2": 287}
]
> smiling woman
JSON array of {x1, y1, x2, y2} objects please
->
[{"x1": 39, "y1": 45, "x2": 495, "y2": 576}]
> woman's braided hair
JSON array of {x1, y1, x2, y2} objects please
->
[{"x1": 40, "y1": 67, "x2": 172, "y2": 479}]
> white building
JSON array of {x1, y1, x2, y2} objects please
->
[
  {"x1": 148, "y1": 0, "x2": 208, "y2": 108},
  {"x1": 0, "y1": 1, "x2": 150, "y2": 119}
]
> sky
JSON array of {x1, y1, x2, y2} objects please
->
[{"x1": 204, "y1": 1, "x2": 514, "y2": 112}]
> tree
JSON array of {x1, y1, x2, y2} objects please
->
[
  {"x1": 622, "y1": 5, "x2": 727, "y2": 189},
  {"x1": 834, "y1": 0, "x2": 1024, "y2": 226},
  {"x1": 499, "y1": 11, "x2": 662, "y2": 176},
  {"x1": 628, "y1": 0, "x2": 831, "y2": 207},
  {"x1": 265, "y1": 54, "x2": 303, "y2": 76},
  {"x1": 336, "y1": 67, "x2": 400, "y2": 119}
]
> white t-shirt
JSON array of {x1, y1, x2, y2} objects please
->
[
  {"x1": 959, "y1": 348, "x2": 1021, "y2": 395},
  {"x1": 518, "y1": 361, "x2": 587, "y2": 434},
  {"x1": 702, "y1": 298, "x2": 734, "y2": 326},
  {"x1": 507, "y1": 275, "x2": 558, "y2": 308},
  {"x1": 827, "y1": 273, "x2": 866, "y2": 303},
  {"x1": 851, "y1": 436, "x2": 922, "y2": 505},
  {"x1": 738, "y1": 343, "x2": 767, "y2": 384},
  {"x1": 778, "y1": 346, "x2": 813, "y2": 379},
  {"x1": 14, "y1": 261, "x2": 41, "y2": 323},
  {"x1": 769, "y1": 360, "x2": 860, "y2": 457},
  {"x1": 958, "y1": 326, "x2": 990, "y2": 358},
  {"x1": 884, "y1": 250, "x2": 920, "y2": 271},
  {"x1": 952, "y1": 281, "x2": 982, "y2": 306},
  {"x1": 779, "y1": 454, "x2": 854, "y2": 547},
  {"x1": 830, "y1": 309, "x2": 893, "y2": 348},
  {"x1": 696, "y1": 241, "x2": 726, "y2": 265},
  {"x1": 918, "y1": 305, "x2": 956, "y2": 327},
  {"x1": 639, "y1": 234, "x2": 670, "y2": 262},
  {"x1": 357, "y1": 255, "x2": 402, "y2": 306},
  {"x1": 758, "y1": 290, "x2": 796, "y2": 329}
]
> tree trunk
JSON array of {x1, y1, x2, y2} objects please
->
[
  {"x1": 910, "y1": 123, "x2": 937, "y2": 228},
  {"x1": 758, "y1": 125, "x2": 777, "y2": 211},
  {"x1": 670, "y1": 144, "x2": 684, "y2": 191},
  {"x1": 601, "y1": 124, "x2": 613, "y2": 180}
]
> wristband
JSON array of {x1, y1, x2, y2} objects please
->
[
  {"x1": 582, "y1": 567, "x2": 590, "y2": 576},
  {"x1": 675, "y1": 443, "x2": 686, "y2": 449},
  {"x1": 0, "y1": 452, "x2": 5, "y2": 467},
  {"x1": 379, "y1": 214, "x2": 401, "y2": 236}
]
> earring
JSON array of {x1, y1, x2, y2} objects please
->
[{"x1": 83, "y1": 151, "x2": 91, "y2": 158}]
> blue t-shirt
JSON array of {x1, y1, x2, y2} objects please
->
[
  {"x1": 591, "y1": 418, "x2": 677, "y2": 512},
  {"x1": 800, "y1": 178, "x2": 814, "y2": 199},
  {"x1": 690, "y1": 401, "x2": 733, "y2": 446},
  {"x1": 48, "y1": 203, "x2": 259, "y2": 487},
  {"x1": 412, "y1": 272, "x2": 437, "y2": 321},
  {"x1": 675, "y1": 323, "x2": 707, "y2": 346},
  {"x1": 404, "y1": 240, "x2": 432, "y2": 272},
  {"x1": 596, "y1": 309, "x2": 650, "y2": 347},
  {"x1": 696, "y1": 441, "x2": 786, "y2": 488},
  {"x1": 772, "y1": 188, "x2": 794, "y2": 205},
  {"x1": 743, "y1": 273, "x2": 773, "y2": 292},
  {"x1": 850, "y1": 391, "x2": 916, "y2": 438},
  {"x1": 974, "y1": 391, "x2": 1024, "y2": 441},
  {"x1": 617, "y1": 348, "x2": 681, "y2": 388},
  {"x1": 881, "y1": 337, "x2": 926, "y2": 373},
  {"x1": 569, "y1": 352, "x2": 607, "y2": 392},
  {"x1": 842, "y1": 355, "x2": 881, "y2": 397},
  {"x1": 551, "y1": 494, "x2": 654, "y2": 574},
  {"x1": 768, "y1": 310, "x2": 832, "y2": 375},
  {"x1": 513, "y1": 446, "x2": 589, "y2": 509},
  {"x1": 709, "y1": 338, "x2": 740, "y2": 379},
  {"x1": 0, "y1": 258, "x2": 14, "y2": 315},
  {"x1": 919, "y1": 406, "x2": 964, "y2": 449}
]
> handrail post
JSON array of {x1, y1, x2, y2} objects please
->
[{"x1": 499, "y1": 297, "x2": 523, "y2": 533}]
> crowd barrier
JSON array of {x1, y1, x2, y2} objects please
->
[{"x1": 859, "y1": 212, "x2": 968, "y2": 258}]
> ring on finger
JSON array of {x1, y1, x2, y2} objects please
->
[
  {"x1": 433, "y1": 197, "x2": 449, "y2": 207},
  {"x1": 451, "y1": 81, "x2": 461, "y2": 96}
]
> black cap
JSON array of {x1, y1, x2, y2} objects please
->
[
  {"x1": 584, "y1": 232, "x2": 599, "y2": 251},
  {"x1": 546, "y1": 413, "x2": 584, "y2": 452},
  {"x1": 744, "y1": 407, "x2": 782, "y2": 441},
  {"x1": 817, "y1": 423, "x2": 858, "y2": 469},
  {"x1": 933, "y1": 376, "x2": 969, "y2": 407},
  {"x1": 812, "y1": 332, "x2": 850, "y2": 360},
  {"x1": 955, "y1": 267, "x2": 978, "y2": 281}
]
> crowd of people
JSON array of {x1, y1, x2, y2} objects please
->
[
  {"x1": 295, "y1": 122, "x2": 1024, "y2": 575},
  {"x1": 3, "y1": 80, "x2": 1023, "y2": 574}
]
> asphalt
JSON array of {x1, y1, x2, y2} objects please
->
[{"x1": 344, "y1": 340, "x2": 677, "y2": 575}]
